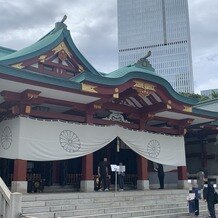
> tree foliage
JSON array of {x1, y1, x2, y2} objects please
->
[
  {"x1": 211, "y1": 91, "x2": 218, "y2": 99},
  {"x1": 179, "y1": 92, "x2": 210, "y2": 102}
]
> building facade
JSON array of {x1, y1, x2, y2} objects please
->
[
  {"x1": 118, "y1": 0, "x2": 194, "y2": 93},
  {"x1": 186, "y1": 99, "x2": 218, "y2": 181},
  {"x1": 201, "y1": 88, "x2": 218, "y2": 98},
  {"x1": 0, "y1": 19, "x2": 217, "y2": 194}
]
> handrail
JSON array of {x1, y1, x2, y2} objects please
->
[
  {"x1": 0, "y1": 177, "x2": 10, "y2": 203},
  {"x1": 0, "y1": 177, "x2": 22, "y2": 218}
]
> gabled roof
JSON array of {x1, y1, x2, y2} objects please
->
[
  {"x1": 0, "y1": 20, "x2": 218, "y2": 131},
  {"x1": 0, "y1": 22, "x2": 99, "y2": 76},
  {"x1": 73, "y1": 64, "x2": 198, "y2": 106},
  {"x1": 0, "y1": 21, "x2": 216, "y2": 109},
  {"x1": 0, "y1": 22, "x2": 198, "y2": 106}
]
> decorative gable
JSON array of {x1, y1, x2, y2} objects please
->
[{"x1": 10, "y1": 41, "x2": 85, "y2": 79}]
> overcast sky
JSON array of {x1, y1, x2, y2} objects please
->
[{"x1": 0, "y1": 0, "x2": 217, "y2": 94}]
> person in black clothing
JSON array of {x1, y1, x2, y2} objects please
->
[
  {"x1": 155, "y1": 163, "x2": 165, "y2": 189},
  {"x1": 98, "y1": 158, "x2": 109, "y2": 191},
  {"x1": 203, "y1": 179, "x2": 216, "y2": 218},
  {"x1": 118, "y1": 162, "x2": 125, "y2": 191}
]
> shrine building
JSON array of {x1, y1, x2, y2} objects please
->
[{"x1": 0, "y1": 20, "x2": 217, "y2": 193}]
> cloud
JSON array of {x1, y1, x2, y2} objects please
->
[
  {"x1": 195, "y1": 78, "x2": 218, "y2": 94},
  {"x1": 0, "y1": 0, "x2": 60, "y2": 31},
  {"x1": 0, "y1": 0, "x2": 118, "y2": 72},
  {"x1": 189, "y1": 0, "x2": 218, "y2": 92},
  {"x1": 193, "y1": 52, "x2": 218, "y2": 94}
]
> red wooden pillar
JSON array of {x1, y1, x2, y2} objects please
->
[
  {"x1": 137, "y1": 156, "x2": 148, "y2": 180},
  {"x1": 137, "y1": 118, "x2": 149, "y2": 189},
  {"x1": 82, "y1": 154, "x2": 93, "y2": 180},
  {"x1": 80, "y1": 111, "x2": 94, "y2": 191},
  {"x1": 52, "y1": 161, "x2": 60, "y2": 184},
  {"x1": 12, "y1": 159, "x2": 28, "y2": 193},
  {"x1": 177, "y1": 166, "x2": 188, "y2": 189},
  {"x1": 13, "y1": 159, "x2": 27, "y2": 181},
  {"x1": 178, "y1": 166, "x2": 188, "y2": 180}
]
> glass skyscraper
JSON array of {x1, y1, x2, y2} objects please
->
[{"x1": 118, "y1": 0, "x2": 194, "y2": 93}]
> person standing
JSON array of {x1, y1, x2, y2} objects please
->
[
  {"x1": 118, "y1": 162, "x2": 125, "y2": 191},
  {"x1": 203, "y1": 179, "x2": 216, "y2": 218},
  {"x1": 155, "y1": 163, "x2": 165, "y2": 189},
  {"x1": 98, "y1": 157, "x2": 109, "y2": 191},
  {"x1": 197, "y1": 170, "x2": 205, "y2": 189}
]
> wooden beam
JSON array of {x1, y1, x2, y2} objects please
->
[
  {"x1": 28, "y1": 110, "x2": 86, "y2": 123},
  {"x1": 1, "y1": 90, "x2": 21, "y2": 102},
  {"x1": 144, "y1": 125, "x2": 179, "y2": 135},
  {"x1": 0, "y1": 90, "x2": 87, "y2": 111},
  {"x1": 26, "y1": 66, "x2": 74, "y2": 79},
  {"x1": 92, "y1": 118, "x2": 139, "y2": 129},
  {"x1": 167, "y1": 118, "x2": 194, "y2": 128},
  {"x1": 93, "y1": 118, "x2": 179, "y2": 135},
  {"x1": 139, "y1": 102, "x2": 168, "y2": 114},
  {"x1": 187, "y1": 153, "x2": 216, "y2": 160},
  {"x1": 21, "y1": 89, "x2": 41, "y2": 101}
]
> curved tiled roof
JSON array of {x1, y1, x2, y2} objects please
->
[
  {"x1": 0, "y1": 21, "x2": 215, "y2": 109},
  {"x1": 72, "y1": 65, "x2": 198, "y2": 105},
  {"x1": 0, "y1": 23, "x2": 99, "y2": 76},
  {"x1": 0, "y1": 29, "x2": 63, "y2": 64}
]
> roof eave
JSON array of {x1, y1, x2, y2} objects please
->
[
  {"x1": 0, "y1": 30, "x2": 64, "y2": 65},
  {"x1": 81, "y1": 70, "x2": 198, "y2": 105},
  {"x1": 192, "y1": 107, "x2": 218, "y2": 119},
  {"x1": 0, "y1": 64, "x2": 81, "y2": 90},
  {"x1": 63, "y1": 30, "x2": 100, "y2": 76}
]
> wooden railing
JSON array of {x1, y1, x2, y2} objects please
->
[
  {"x1": 27, "y1": 173, "x2": 41, "y2": 180},
  {"x1": 0, "y1": 177, "x2": 22, "y2": 218},
  {"x1": 124, "y1": 174, "x2": 137, "y2": 187},
  {"x1": 66, "y1": 174, "x2": 82, "y2": 187}
]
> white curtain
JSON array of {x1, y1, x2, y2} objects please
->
[{"x1": 0, "y1": 116, "x2": 186, "y2": 166}]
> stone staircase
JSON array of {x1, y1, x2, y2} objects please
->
[{"x1": 20, "y1": 189, "x2": 211, "y2": 218}]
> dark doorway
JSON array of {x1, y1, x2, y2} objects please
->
[
  {"x1": 93, "y1": 138, "x2": 137, "y2": 186},
  {"x1": 27, "y1": 161, "x2": 53, "y2": 186},
  {"x1": 0, "y1": 158, "x2": 13, "y2": 186}
]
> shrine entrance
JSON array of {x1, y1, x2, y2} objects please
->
[
  {"x1": 26, "y1": 158, "x2": 82, "y2": 192},
  {"x1": 93, "y1": 138, "x2": 138, "y2": 189}
]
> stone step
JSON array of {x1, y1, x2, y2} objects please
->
[
  {"x1": 22, "y1": 195, "x2": 188, "y2": 208},
  {"x1": 22, "y1": 199, "x2": 190, "y2": 214},
  {"x1": 22, "y1": 190, "x2": 188, "y2": 203},
  {"x1": 23, "y1": 204, "x2": 209, "y2": 218},
  {"x1": 43, "y1": 185, "x2": 79, "y2": 193},
  {"x1": 133, "y1": 209, "x2": 218, "y2": 218},
  {"x1": 22, "y1": 201, "x2": 188, "y2": 214},
  {"x1": 21, "y1": 190, "x2": 197, "y2": 218},
  {"x1": 22, "y1": 193, "x2": 188, "y2": 203},
  {"x1": 53, "y1": 206, "x2": 198, "y2": 217}
]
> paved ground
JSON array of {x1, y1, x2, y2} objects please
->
[{"x1": 181, "y1": 212, "x2": 215, "y2": 218}]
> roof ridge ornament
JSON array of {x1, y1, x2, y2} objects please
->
[
  {"x1": 55, "y1": 15, "x2": 67, "y2": 31},
  {"x1": 134, "y1": 51, "x2": 154, "y2": 69},
  {"x1": 60, "y1": 15, "x2": 67, "y2": 23}
]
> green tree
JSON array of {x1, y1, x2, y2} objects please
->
[
  {"x1": 179, "y1": 92, "x2": 210, "y2": 102},
  {"x1": 211, "y1": 91, "x2": 218, "y2": 99}
]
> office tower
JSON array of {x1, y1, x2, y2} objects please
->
[{"x1": 118, "y1": 0, "x2": 194, "y2": 93}]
